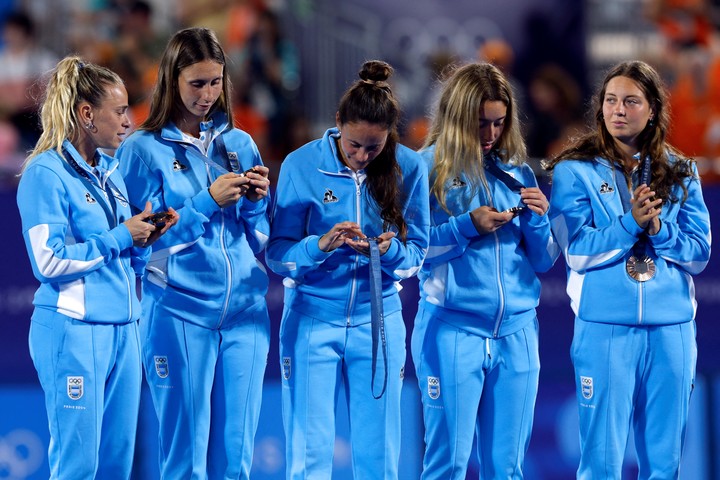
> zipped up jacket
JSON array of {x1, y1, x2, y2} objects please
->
[
  {"x1": 266, "y1": 128, "x2": 430, "y2": 326},
  {"x1": 17, "y1": 140, "x2": 146, "y2": 324},
  {"x1": 418, "y1": 146, "x2": 559, "y2": 338},
  {"x1": 116, "y1": 113, "x2": 269, "y2": 328},
  {"x1": 549, "y1": 155, "x2": 711, "y2": 325}
]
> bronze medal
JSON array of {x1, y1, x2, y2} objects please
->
[{"x1": 626, "y1": 255, "x2": 656, "y2": 282}]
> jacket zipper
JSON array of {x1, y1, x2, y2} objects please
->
[{"x1": 346, "y1": 172, "x2": 363, "y2": 326}]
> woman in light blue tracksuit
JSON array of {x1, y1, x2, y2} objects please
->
[
  {"x1": 17, "y1": 56, "x2": 176, "y2": 479},
  {"x1": 267, "y1": 60, "x2": 430, "y2": 480},
  {"x1": 115, "y1": 28, "x2": 271, "y2": 479},
  {"x1": 411, "y1": 62, "x2": 558, "y2": 479},
  {"x1": 545, "y1": 60, "x2": 711, "y2": 478}
]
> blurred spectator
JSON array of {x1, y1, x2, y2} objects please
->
[
  {"x1": 525, "y1": 63, "x2": 585, "y2": 160},
  {"x1": 0, "y1": 11, "x2": 57, "y2": 153},
  {"x1": 235, "y1": 8, "x2": 301, "y2": 163},
  {"x1": 109, "y1": 0, "x2": 170, "y2": 128},
  {"x1": 644, "y1": 0, "x2": 713, "y2": 49},
  {"x1": 402, "y1": 47, "x2": 458, "y2": 150},
  {"x1": 646, "y1": 0, "x2": 720, "y2": 182}
]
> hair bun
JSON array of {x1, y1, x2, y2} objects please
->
[{"x1": 359, "y1": 60, "x2": 393, "y2": 84}]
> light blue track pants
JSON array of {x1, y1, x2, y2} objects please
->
[
  {"x1": 29, "y1": 309, "x2": 141, "y2": 480},
  {"x1": 411, "y1": 308, "x2": 540, "y2": 480},
  {"x1": 571, "y1": 319, "x2": 697, "y2": 480},
  {"x1": 279, "y1": 308, "x2": 406, "y2": 480},
  {"x1": 141, "y1": 299, "x2": 270, "y2": 480}
]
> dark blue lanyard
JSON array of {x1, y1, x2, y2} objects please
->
[
  {"x1": 483, "y1": 152, "x2": 525, "y2": 209},
  {"x1": 64, "y1": 148, "x2": 125, "y2": 227},
  {"x1": 613, "y1": 156, "x2": 651, "y2": 213},
  {"x1": 180, "y1": 132, "x2": 240, "y2": 175},
  {"x1": 613, "y1": 156, "x2": 652, "y2": 255},
  {"x1": 368, "y1": 238, "x2": 388, "y2": 399},
  {"x1": 483, "y1": 152, "x2": 525, "y2": 193}
]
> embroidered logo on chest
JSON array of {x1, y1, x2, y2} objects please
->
[
  {"x1": 85, "y1": 192, "x2": 97, "y2": 204},
  {"x1": 450, "y1": 176, "x2": 467, "y2": 188},
  {"x1": 172, "y1": 159, "x2": 188, "y2": 171},
  {"x1": 323, "y1": 188, "x2": 339, "y2": 203},
  {"x1": 599, "y1": 182, "x2": 614, "y2": 194}
]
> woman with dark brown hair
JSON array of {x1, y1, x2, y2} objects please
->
[
  {"x1": 267, "y1": 59, "x2": 429, "y2": 479},
  {"x1": 545, "y1": 60, "x2": 711, "y2": 478}
]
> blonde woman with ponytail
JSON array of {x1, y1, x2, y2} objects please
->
[{"x1": 16, "y1": 56, "x2": 176, "y2": 479}]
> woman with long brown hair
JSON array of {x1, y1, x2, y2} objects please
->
[{"x1": 545, "y1": 60, "x2": 711, "y2": 478}]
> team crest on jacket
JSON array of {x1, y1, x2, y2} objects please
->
[
  {"x1": 154, "y1": 356, "x2": 169, "y2": 378},
  {"x1": 282, "y1": 357, "x2": 291, "y2": 380},
  {"x1": 599, "y1": 182, "x2": 614, "y2": 194},
  {"x1": 227, "y1": 152, "x2": 239, "y2": 171},
  {"x1": 580, "y1": 376, "x2": 593, "y2": 399},
  {"x1": 323, "y1": 189, "x2": 338, "y2": 204},
  {"x1": 450, "y1": 177, "x2": 467, "y2": 188},
  {"x1": 428, "y1": 376, "x2": 440, "y2": 400},
  {"x1": 85, "y1": 192, "x2": 96, "y2": 204},
  {"x1": 172, "y1": 159, "x2": 188, "y2": 171},
  {"x1": 67, "y1": 376, "x2": 84, "y2": 400}
]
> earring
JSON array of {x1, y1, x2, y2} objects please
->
[
  {"x1": 648, "y1": 117, "x2": 654, "y2": 127},
  {"x1": 85, "y1": 122, "x2": 95, "y2": 130}
]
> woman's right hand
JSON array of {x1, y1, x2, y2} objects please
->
[
  {"x1": 209, "y1": 173, "x2": 252, "y2": 208},
  {"x1": 124, "y1": 202, "x2": 157, "y2": 247},
  {"x1": 631, "y1": 185, "x2": 662, "y2": 230},
  {"x1": 318, "y1": 221, "x2": 364, "y2": 252},
  {"x1": 469, "y1": 205, "x2": 514, "y2": 234}
]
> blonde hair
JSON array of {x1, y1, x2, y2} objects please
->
[
  {"x1": 424, "y1": 62, "x2": 526, "y2": 213},
  {"x1": 22, "y1": 56, "x2": 123, "y2": 171}
]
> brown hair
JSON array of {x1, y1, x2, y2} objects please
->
[
  {"x1": 544, "y1": 60, "x2": 693, "y2": 204},
  {"x1": 337, "y1": 60, "x2": 408, "y2": 241},
  {"x1": 141, "y1": 27, "x2": 233, "y2": 132}
]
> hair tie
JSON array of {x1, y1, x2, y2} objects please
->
[
  {"x1": 78, "y1": 61, "x2": 85, "y2": 70},
  {"x1": 361, "y1": 79, "x2": 390, "y2": 89}
]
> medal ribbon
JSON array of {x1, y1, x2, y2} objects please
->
[
  {"x1": 614, "y1": 156, "x2": 652, "y2": 259},
  {"x1": 368, "y1": 238, "x2": 388, "y2": 399},
  {"x1": 483, "y1": 152, "x2": 525, "y2": 209}
]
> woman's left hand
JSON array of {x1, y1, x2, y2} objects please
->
[
  {"x1": 520, "y1": 187, "x2": 549, "y2": 216},
  {"x1": 244, "y1": 165, "x2": 270, "y2": 202}
]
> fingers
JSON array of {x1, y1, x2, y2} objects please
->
[
  {"x1": 631, "y1": 186, "x2": 662, "y2": 228},
  {"x1": 318, "y1": 222, "x2": 362, "y2": 252},
  {"x1": 244, "y1": 167, "x2": 271, "y2": 202},
  {"x1": 471, "y1": 206, "x2": 513, "y2": 234},
  {"x1": 520, "y1": 188, "x2": 549, "y2": 216}
]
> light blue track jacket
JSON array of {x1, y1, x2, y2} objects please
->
[
  {"x1": 266, "y1": 128, "x2": 430, "y2": 325},
  {"x1": 17, "y1": 140, "x2": 145, "y2": 324},
  {"x1": 549, "y1": 155, "x2": 711, "y2": 325},
  {"x1": 418, "y1": 146, "x2": 558, "y2": 338},
  {"x1": 116, "y1": 113, "x2": 269, "y2": 328}
]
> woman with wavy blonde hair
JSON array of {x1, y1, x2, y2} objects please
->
[{"x1": 412, "y1": 62, "x2": 558, "y2": 479}]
